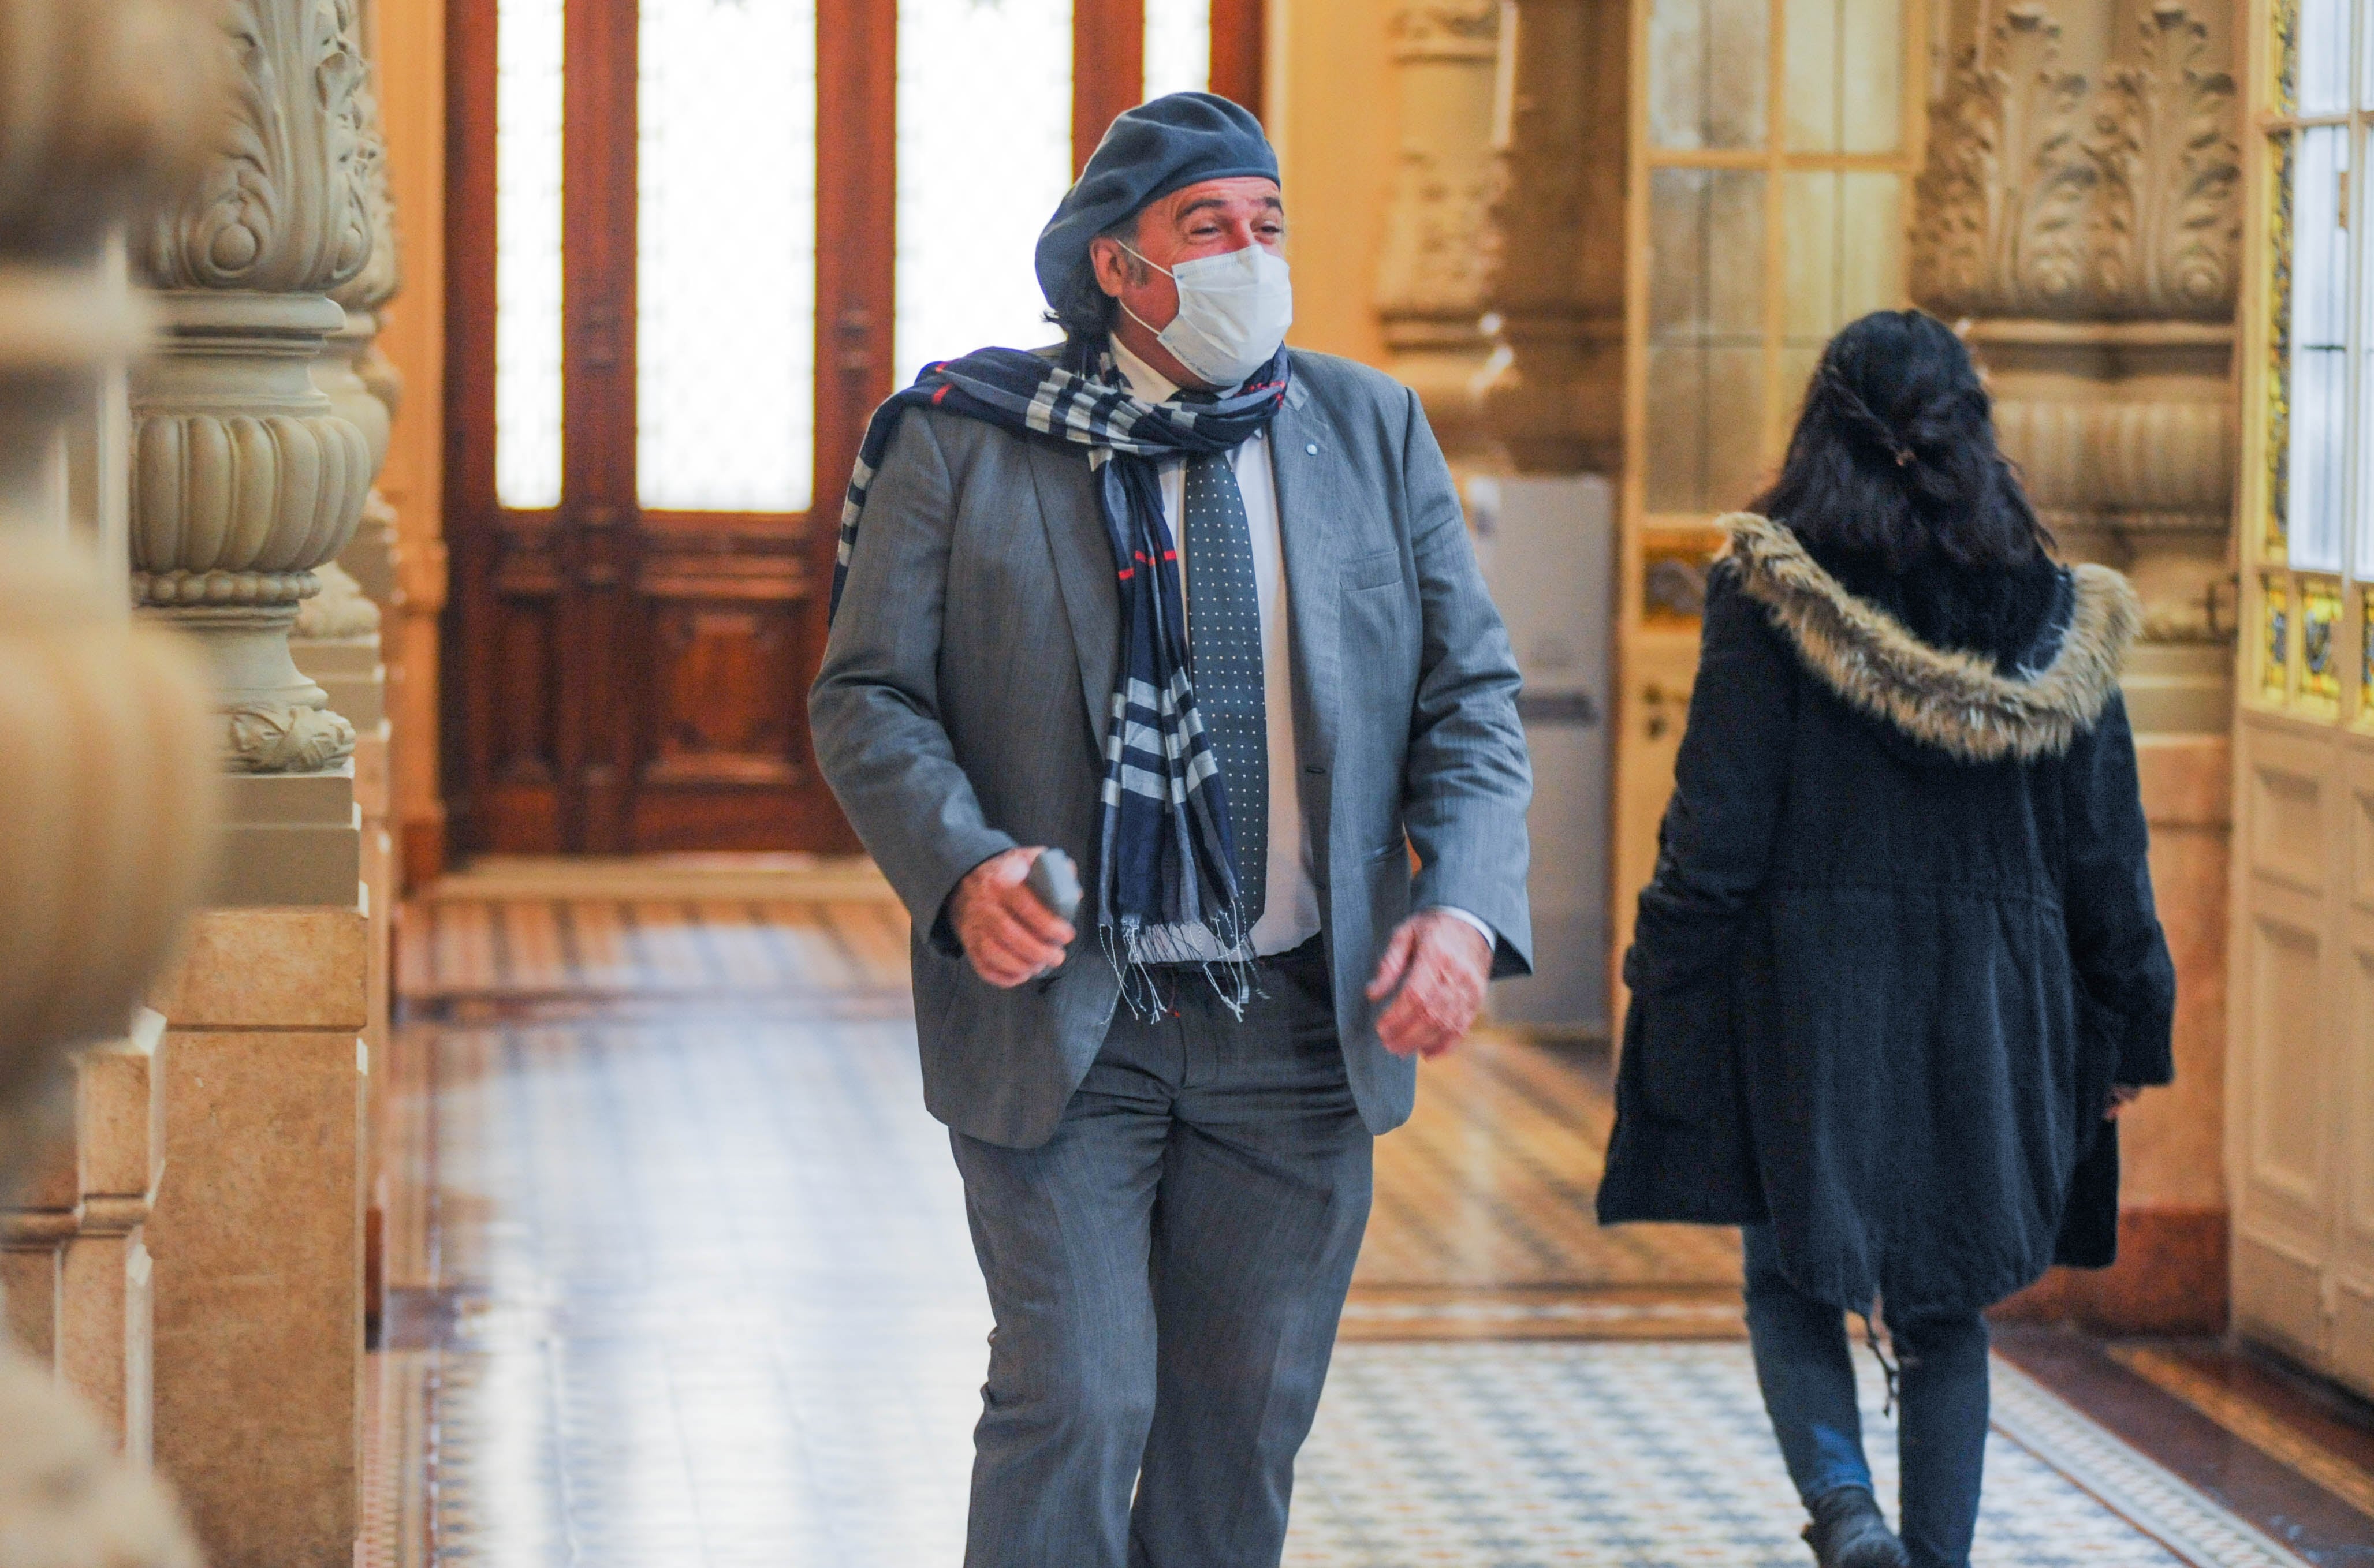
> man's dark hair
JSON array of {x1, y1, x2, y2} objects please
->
[
  {"x1": 1753, "y1": 308, "x2": 2060, "y2": 656},
  {"x1": 1047, "y1": 211, "x2": 1146, "y2": 342}
]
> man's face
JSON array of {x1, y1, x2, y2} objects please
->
[{"x1": 1090, "y1": 176, "x2": 1286, "y2": 339}]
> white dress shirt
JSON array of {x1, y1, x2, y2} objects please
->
[{"x1": 1108, "y1": 337, "x2": 1495, "y2": 964}]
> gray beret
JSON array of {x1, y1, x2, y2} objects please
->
[{"x1": 1034, "y1": 92, "x2": 1280, "y2": 311}]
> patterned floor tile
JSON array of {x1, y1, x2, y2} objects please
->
[
  {"x1": 1286, "y1": 1343, "x2": 2311, "y2": 1567},
  {"x1": 385, "y1": 894, "x2": 2334, "y2": 1567}
]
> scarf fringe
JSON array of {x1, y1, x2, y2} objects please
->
[{"x1": 1104, "y1": 920, "x2": 1257, "y2": 1022}]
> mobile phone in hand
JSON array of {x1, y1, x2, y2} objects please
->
[{"x1": 1025, "y1": 848, "x2": 1082, "y2": 924}]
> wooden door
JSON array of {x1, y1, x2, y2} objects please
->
[
  {"x1": 1609, "y1": 0, "x2": 1924, "y2": 992},
  {"x1": 445, "y1": 0, "x2": 1264, "y2": 856}
]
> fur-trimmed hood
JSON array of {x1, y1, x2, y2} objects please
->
[{"x1": 1717, "y1": 512, "x2": 2141, "y2": 764}]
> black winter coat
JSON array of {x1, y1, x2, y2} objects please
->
[{"x1": 1597, "y1": 514, "x2": 2178, "y2": 1317}]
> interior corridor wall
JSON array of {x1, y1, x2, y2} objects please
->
[{"x1": 1268, "y1": 0, "x2": 1395, "y2": 369}]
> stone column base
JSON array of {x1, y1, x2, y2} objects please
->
[{"x1": 144, "y1": 906, "x2": 366, "y2": 1568}]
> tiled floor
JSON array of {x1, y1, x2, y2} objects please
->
[{"x1": 372, "y1": 880, "x2": 2372, "y2": 1567}]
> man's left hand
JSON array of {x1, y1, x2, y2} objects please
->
[{"x1": 1366, "y1": 910, "x2": 1493, "y2": 1059}]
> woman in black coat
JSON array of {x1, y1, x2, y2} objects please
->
[{"x1": 1597, "y1": 310, "x2": 2176, "y2": 1568}]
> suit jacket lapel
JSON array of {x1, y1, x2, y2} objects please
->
[
  {"x1": 1270, "y1": 375, "x2": 1342, "y2": 776},
  {"x1": 1023, "y1": 440, "x2": 1120, "y2": 753}
]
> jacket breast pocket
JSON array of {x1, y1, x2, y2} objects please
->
[
  {"x1": 1343, "y1": 548, "x2": 1403, "y2": 592},
  {"x1": 1633, "y1": 973, "x2": 1735, "y2": 1124}
]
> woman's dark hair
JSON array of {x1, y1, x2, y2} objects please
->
[{"x1": 1754, "y1": 309, "x2": 2060, "y2": 658}]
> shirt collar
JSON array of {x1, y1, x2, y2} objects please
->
[{"x1": 1108, "y1": 335, "x2": 1180, "y2": 404}]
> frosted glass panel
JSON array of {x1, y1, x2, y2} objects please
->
[
  {"x1": 1647, "y1": 168, "x2": 1766, "y2": 511},
  {"x1": 897, "y1": 0, "x2": 1074, "y2": 386},
  {"x1": 1781, "y1": 171, "x2": 1901, "y2": 444},
  {"x1": 495, "y1": 0, "x2": 564, "y2": 510},
  {"x1": 638, "y1": 0, "x2": 818, "y2": 513},
  {"x1": 1837, "y1": 173, "x2": 1902, "y2": 317},
  {"x1": 1783, "y1": 0, "x2": 1838, "y2": 149},
  {"x1": 1648, "y1": 0, "x2": 1769, "y2": 149},
  {"x1": 1783, "y1": 171, "x2": 1902, "y2": 338},
  {"x1": 1782, "y1": 171, "x2": 1839, "y2": 339},
  {"x1": 2289, "y1": 125, "x2": 2347, "y2": 571},
  {"x1": 1145, "y1": 0, "x2": 1212, "y2": 99},
  {"x1": 2301, "y1": 0, "x2": 2349, "y2": 114},
  {"x1": 1786, "y1": 0, "x2": 1901, "y2": 150}
]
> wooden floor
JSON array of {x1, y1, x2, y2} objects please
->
[{"x1": 391, "y1": 886, "x2": 1743, "y2": 1341}]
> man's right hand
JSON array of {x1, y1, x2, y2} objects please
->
[{"x1": 950, "y1": 847, "x2": 1076, "y2": 987}]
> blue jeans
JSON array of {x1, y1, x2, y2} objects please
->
[{"x1": 1742, "y1": 1225, "x2": 1991, "y2": 1568}]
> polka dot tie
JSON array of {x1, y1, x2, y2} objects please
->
[{"x1": 1182, "y1": 449, "x2": 1268, "y2": 932}]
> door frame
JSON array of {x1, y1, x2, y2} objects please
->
[{"x1": 442, "y1": 0, "x2": 1263, "y2": 858}]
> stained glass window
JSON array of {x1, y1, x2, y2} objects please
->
[
  {"x1": 2265, "y1": 577, "x2": 2291, "y2": 697},
  {"x1": 638, "y1": 0, "x2": 819, "y2": 513},
  {"x1": 2257, "y1": 0, "x2": 2374, "y2": 720},
  {"x1": 895, "y1": 0, "x2": 1075, "y2": 388},
  {"x1": 2304, "y1": 578, "x2": 2344, "y2": 699},
  {"x1": 2268, "y1": 134, "x2": 2294, "y2": 557},
  {"x1": 494, "y1": 0, "x2": 565, "y2": 510},
  {"x1": 2362, "y1": 595, "x2": 2373, "y2": 705},
  {"x1": 1145, "y1": 0, "x2": 1212, "y2": 99}
]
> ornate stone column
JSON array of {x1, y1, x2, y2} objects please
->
[
  {"x1": 1915, "y1": 0, "x2": 2241, "y2": 713},
  {"x1": 133, "y1": 0, "x2": 377, "y2": 831},
  {"x1": 1376, "y1": 0, "x2": 1626, "y2": 473},
  {"x1": 125, "y1": 4, "x2": 382, "y2": 1560},
  {"x1": 0, "y1": 547, "x2": 214, "y2": 1547},
  {"x1": 1914, "y1": 0, "x2": 2239, "y2": 1330},
  {"x1": 1377, "y1": 1, "x2": 1507, "y2": 461},
  {"x1": 296, "y1": 0, "x2": 399, "y2": 1070}
]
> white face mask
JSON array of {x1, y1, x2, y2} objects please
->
[{"x1": 1117, "y1": 241, "x2": 1294, "y2": 390}]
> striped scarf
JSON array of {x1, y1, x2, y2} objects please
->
[{"x1": 830, "y1": 338, "x2": 1291, "y2": 1012}]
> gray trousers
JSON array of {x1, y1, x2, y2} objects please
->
[{"x1": 950, "y1": 942, "x2": 1374, "y2": 1568}]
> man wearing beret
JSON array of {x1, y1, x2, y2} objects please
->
[{"x1": 810, "y1": 93, "x2": 1531, "y2": 1566}]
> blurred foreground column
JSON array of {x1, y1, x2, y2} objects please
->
[
  {"x1": 0, "y1": 3, "x2": 228, "y2": 1558},
  {"x1": 131, "y1": 0, "x2": 381, "y2": 1560}
]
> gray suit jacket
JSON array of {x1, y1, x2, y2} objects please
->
[{"x1": 810, "y1": 347, "x2": 1533, "y2": 1148}]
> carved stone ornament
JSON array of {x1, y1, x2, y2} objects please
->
[
  {"x1": 1377, "y1": 0, "x2": 1508, "y2": 460},
  {"x1": 328, "y1": 36, "x2": 399, "y2": 322},
  {"x1": 2091, "y1": 2, "x2": 2242, "y2": 316},
  {"x1": 1390, "y1": 0, "x2": 1504, "y2": 56},
  {"x1": 1378, "y1": 147, "x2": 1507, "y2": 319},
  {"x1": 137, "y1": 0, "x2": 374, "y2": 297},
  {"x1": 131, "y1": 267, "x2": 370, "y2": 771},
  {"x1": 294, "y1": 559, "x2": 380, "y2": 638},
  {"x1": 1913, "y1": 0, "x2": 2239, "y2": 321}
]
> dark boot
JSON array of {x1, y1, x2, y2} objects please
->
[{"x1": 1803, "y1": 1486, "x2": 1910, "y2": 1568}]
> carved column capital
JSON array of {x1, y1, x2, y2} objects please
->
[
  {"x1": 136, "y1": 0, "x2": 375, "y2": 297},
  {"x1": 1378, "y1": 0, "x2": 1620, "y2": 471},
  {"x1": 1916, "y1": 0, "x2": 2242, "y2": 708},
  {"x1": 1913, "y1": 0, "x2": 2239, "y2": 322}
]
